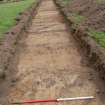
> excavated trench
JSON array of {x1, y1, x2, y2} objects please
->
[{"x1": 0, "y1": 0, "x2": 105, "y2": 105}]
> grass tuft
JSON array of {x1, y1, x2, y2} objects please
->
[
  {"x1": 62, "y1": 0, "x2": 72, "y2": 5},
  {"x1": 72, "y1": 13, "x2": 85, "y2": 25},
  {"x1": 87, "y1": 28, "x2": 105, "y2": 47},
  {"x1": 97, "y1": 0, "x2": 105, "y2": 4}
]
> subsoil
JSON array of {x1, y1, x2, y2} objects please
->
[
  {"x1": 58, "y1": 0, "x2": 105, "y2": 32},
  {"x1": 0, "y1": 0, "x2": 105, "y2": 105}
]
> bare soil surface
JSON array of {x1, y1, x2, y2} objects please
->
[{"x1": 0, "y1": 0, "x2": 105, "y2": 104}]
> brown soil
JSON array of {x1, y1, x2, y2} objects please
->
[
  {"x1": 58, "y1": 0, "x2": 105, "y2": 32},
  {"x1": 0, "y1": 0, "x2": 105, "y2": 104}
]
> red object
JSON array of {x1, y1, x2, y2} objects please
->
[
  {"x1": 12, "y1": 99, "x2": 58, "y2": 104},
  {"x1": 12, "y1": 96, "x2": 94, "y2": 104}
]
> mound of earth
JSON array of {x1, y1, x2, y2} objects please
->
[{"x1": 58, "y1": 0, "x2": 105, "y2": 32}]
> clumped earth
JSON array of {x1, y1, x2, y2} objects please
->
[{"x1": 58, "y1": 0, "x2": 105, "y2": 47}]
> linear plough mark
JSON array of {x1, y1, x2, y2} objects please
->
[
  {"x1": 28, "y1": 29, "x2": 66, "y2": 33},
  {"x1": 32, "y1": 23, "x2": 61, "y2": 27}
]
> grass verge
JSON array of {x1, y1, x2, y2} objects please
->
[{"x1": 0, "y1": 0, "x2": 36, "y2": 40}]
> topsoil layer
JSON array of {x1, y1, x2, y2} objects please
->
[{"x1": 58, "y1": 0, "x2": 105, "y2": 32}]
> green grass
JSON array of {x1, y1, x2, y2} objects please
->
[
  {"x1": 87, "y1": 28, "x2": 105, "y2": 47},
  {"x1": 0, "y1": 0, "x2": 36, "y2": 40},
  {"x1": 97, "y1": 0, "x2": 105, "y2": 4},
  {"x1": 72, "y1": 13, "x2": 85, "y2": 25},
  {"x1": 62, "y1": 0, "x2": 72, "y2": 5},
  {"x1": 70, "y1": 13, "x2": 85, "y2": 29}
]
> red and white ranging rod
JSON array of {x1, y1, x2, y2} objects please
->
[{"x1": 12, "y1": 96, "x2": 94, "y2": 104}]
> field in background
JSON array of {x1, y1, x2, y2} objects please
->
[{"x1": 0, "y1": 0, "x2": 35, "y2": 40}]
